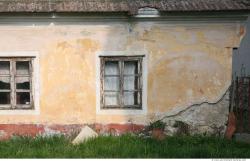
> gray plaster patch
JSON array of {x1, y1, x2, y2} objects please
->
[
  {"x1": 41, "y1": 127, "x2": 62, "y2": 137},
  {"x1": 162, "y1": 88, "x2": 230, "y2": 136}
]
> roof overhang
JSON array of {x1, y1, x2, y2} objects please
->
[{"x1": 0, "y1": 0, "x2": 249, "y2": 16}]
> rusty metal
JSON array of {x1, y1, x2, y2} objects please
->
[{"x1": 231, "y1": 74, "x2": 250, "y2": 133}]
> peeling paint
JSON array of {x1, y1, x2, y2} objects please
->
[
  {"x1": 0, "y1": 123, "x2": 145, "y2": 139},
  {"x1": 0, "y1": 21, "x2": 244, "y2": 127}
]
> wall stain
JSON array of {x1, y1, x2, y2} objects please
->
[{"x1": 0, "y1": 23, "x2": 244, "y2": 125}]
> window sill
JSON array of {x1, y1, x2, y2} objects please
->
[
  {"x1": 96, "y1": 108, "x2": 146, "y2": 115},
  {"x1": 0, "y1": 109, "x2": 39, "y2": 115}
]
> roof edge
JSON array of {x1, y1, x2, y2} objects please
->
[{"x1": 0, "y1": 0, "x2": 249, "y2": 15}]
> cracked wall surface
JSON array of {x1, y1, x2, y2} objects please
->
[
  {"x1": 163, "y1": 89, "x2": 230, "y2": 135},
  {"x1": 0, "y1": 20, "x2": 245, "y2": 130}
]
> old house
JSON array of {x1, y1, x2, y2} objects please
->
[{"x1": 0, "y1": 0, "x2": 249, "y2": 138}]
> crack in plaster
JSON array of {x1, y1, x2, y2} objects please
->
[{"x1": 160, "y1": 83, "x2": 230, "y2": 120}]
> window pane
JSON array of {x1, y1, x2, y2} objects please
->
[
  {"x1": 124, "y1": 92, "x2": 140, "y2": 106},
  {"x1": 16, "y1": 61, "x2": 30, "y2": 75},
  {"x1": 16, "y1": 92, "x2": 30, "y2": 105},
  {"x1": 104, "y1": 92, "x2": 119, "y2": 106},
  {"x1": 104, "y1": 76, "x2": 119, "y2": 91},
  {"x1": 16, "y1": 77, "x2": 30, "y2": 89},
  {"x1": 124, "y1": 76, "x2": 139, "y2": 90},
  {"x1": 0, "y1": 61, "x2": 10, "y2": 75},
  {"x1": 105, "y1": 61, "x2": 119, "y2": 75},
  {"x1": 0, "y1": 77, "x2": 10, "y2": 89},
  {"x1": 0, "y1": 92, "x2": 10, "y2": 104},
  {"x1": 124, "y1": 61, "x2": 138, "y2": 75}
]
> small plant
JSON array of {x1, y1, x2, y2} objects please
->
[
  {"x1": 148, "y1": 120, "x2": 166, "y2": 140},
  {"x1": 173, "y1": 121, "x2": 190, "y2": 136},
  {"x1": 148, "y1": 120, "x2": 166, "y2": 130}
]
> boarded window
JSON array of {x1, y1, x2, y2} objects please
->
[
  {"x1": 0, "y1": 58, "x2": 33, "y2": 110},
  {"x1": 100, "y1": 56, "x2": 143, "y2": 109}
]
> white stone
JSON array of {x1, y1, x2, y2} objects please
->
[
  {"x1": 72, "y1": 126, "x2": 98, "y2": 145},
  {"x1": 0, "y1": 130, "x2": 7, "y2": 139},
  {"x1": 164, "y1": 126, "x2": 178, "y2": 136}
]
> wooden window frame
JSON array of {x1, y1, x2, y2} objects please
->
[
  {"x1": 100, "y1": 56, "x2": 143, "y2": 109},
  {"x1": 0, "y1": 57, "x2": 34, "y2": 110}
]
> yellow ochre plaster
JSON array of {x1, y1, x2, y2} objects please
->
[{"x1": 0, "y1": 22, "x2": 244, "y2": 125}]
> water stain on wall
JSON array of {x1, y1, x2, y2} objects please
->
[{"x1": 0, "y1": 22, "x2": 244, "y2": 125}]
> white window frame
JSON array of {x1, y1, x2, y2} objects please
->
[
  {"x1": 96, "y1": 51, "x2": 147, "y2": 115},
  {"x1": 0, "y1": 51, "x2": 40, "y2": 115}
]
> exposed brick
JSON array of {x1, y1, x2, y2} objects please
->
[
  {"x1": 0, "y1": 123, "x2": 145, "y2": 140},
  {"x1": 0, "y1": 124, "x2": 44, "y2": 138}
]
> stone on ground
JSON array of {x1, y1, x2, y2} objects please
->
[{"x1": 72, "y1": 126, "x2": 98, "y2": 145}]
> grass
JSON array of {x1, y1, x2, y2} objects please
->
[{"x1": 0, "y1": 134, "x2": 250, "y2": 158}]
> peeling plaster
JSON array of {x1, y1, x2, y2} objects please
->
[{"x1": 0, "y1": 21, "x2": 244, "y2": 126}]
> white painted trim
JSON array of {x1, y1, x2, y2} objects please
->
[
  {"x1": 96, "y1": 51, "x2": 148, "y2": 115},
  {"x1": 135, "y1": 7, "x2": 160, "y2": 18},
  {"x1": 0, "y1": 51, "x2": 40, "y2": 115}
]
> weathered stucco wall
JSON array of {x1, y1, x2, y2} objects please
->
[{"x1": 0, "y1": 20, "x2": 244, "y2": 127}]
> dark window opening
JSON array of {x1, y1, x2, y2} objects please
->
[{"x1": 0, "y1": 58, "x2": 33, "y2": 110}]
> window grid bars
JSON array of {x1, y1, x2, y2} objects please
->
[
  {"x1": 101, "y1": 57, "x2": 143, "y2": 109},
  {"x1": 0, "y1": 58, "x2": 33, "y2": 110}
]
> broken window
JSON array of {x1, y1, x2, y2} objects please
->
[
  {"x1": 100, "y1": 56, "x2": 143, "y2": 109},
  {"x1": 0, "y1": 58, "x2": 33, "y2": 110}
]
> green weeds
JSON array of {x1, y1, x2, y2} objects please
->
[{"x1": 0, "y1": 134, "x2": 249, "y2": 158}]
